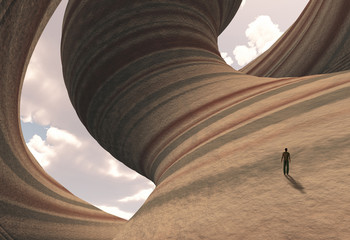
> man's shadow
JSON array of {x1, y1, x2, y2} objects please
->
[{"x1": 285, "y1": 175, "x2": 306, "y2": 193}]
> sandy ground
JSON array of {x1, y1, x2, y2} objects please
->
[{"x1": 113, "y1": 71, "x2": 350, "y2": 239}]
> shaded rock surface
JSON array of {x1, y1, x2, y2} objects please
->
[{"x1": 1, "y1": 0, "x2": 350, "y2": 239}]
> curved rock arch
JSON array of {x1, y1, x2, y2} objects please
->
[{"x1": 1, "y1": 1, "x2": 350, "y2": 239}]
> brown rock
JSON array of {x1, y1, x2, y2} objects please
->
[{"x1": 1, "y1": 0, "x2": 350, "y2": 239}]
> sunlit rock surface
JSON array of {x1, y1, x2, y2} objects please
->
[{"x1": 1, "y1": 0, "x2": 350, "y2": 239}]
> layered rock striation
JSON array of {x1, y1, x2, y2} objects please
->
[{"x1": 1, "y1": 0, "x2": 350, "y2": 239}]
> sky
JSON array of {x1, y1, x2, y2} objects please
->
[{"x1": 20, "y1": 0, "x2": 309, "y2": 220}]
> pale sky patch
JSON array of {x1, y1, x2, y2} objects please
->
[
  {"x1": 118, "y1": 188, "x2": 154, "y2": 202},
  {"x1": 31, "y1": 109, "x2": 52, "y2": 126},
  {"x1": 26, "y1": 127, "x2": 81, "y2": 168},
  {"x1": 20, "y1": 25, "x2": 82, "y2": 133},
  {"x1": 21, "y1": 115, "x2": 33, "y2": 123},
  {"x1": 95, "y1": 205, "x2": 133, "y2": 220},
  {"x1": 103, "y1": 159, "x2": 140, "y2": 180},
  {"x1": 233, "y1": 45, "x2": 258, "y2": 67},
  {"x1": 233, "y1": 15, "x2": 283, "y2": 67},
  {"x1": 220, "y1": 52, "x2": 234, "y2": 66},
  {"x1": 23, "y1": 55, "x2": 41, "y2": 82},
  {"x1": 27, "y1": 135, "x2": 56, "y2": 167},
  {"x1": 245, "y1": 15, "x2": 283, "y2": 54},
  {"x1": 24, "y1": 123, "x2": 154, "y2": 216},
  {"x1": 46, "y1": 127, "x2": 82, "y2": 148}
]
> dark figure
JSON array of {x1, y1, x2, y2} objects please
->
[{"x1": 281, "y1": 148, "x2": 291, "y2": 175}]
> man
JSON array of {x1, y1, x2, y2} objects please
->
[{"x1": 281, "y1": 148, "x2": 291, "y2": 175}]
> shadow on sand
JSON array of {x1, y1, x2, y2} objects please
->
[{"x1": 285, "y1": 175, "x2": 305, "y2": 193}]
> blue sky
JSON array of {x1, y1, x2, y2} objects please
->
[
  {"x1": 20, "y1": 0, "x2": 308, "y2": 220},
  {"x1": 21, "y1": 121, "x2": 49, "y2": 142}
]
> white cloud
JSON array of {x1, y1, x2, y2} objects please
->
[
  {"x1": 233, "y1": 45, "x2": 258, "y2": 67},
  {"x1": 27, "y1": 135, "x2": 56, "y2": 167},
  {"x1": 46, "y1": 127, "x2": 82, "y2": 148},
  {"x1": 32, "y1": 109, "x2": 52, "y2": 126},
  {"x1": 25, "y1": 125, "x2": 155, "y2": 217},
  {"x1": 118, "y1": 188, "x2": 153, "y2": 202},
  {"x1": 233, "y1": 15, "x2": 283, "y2": 67},
  {"x1": 21, "y1": 115, "x2": 33, "y2": 123},
  {"x1": 101, "y1": 158, "x2": 140, "y2": 180},
  {"x1": 95, "y1": 205, "x2": 133, "y2": 220},
  {"x1": 220, "y1": 52, "x2": 234, "y2": 66},
  {"x1": 26, "y1": 127, "x2": 82, "y2": 168},
  {"x1": 245, "y1": 15, "x2": 283, "y2": 54}
]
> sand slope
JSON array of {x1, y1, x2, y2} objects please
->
[{"x1": 1, "y1": 0, "x2": 350, "y2": 239}]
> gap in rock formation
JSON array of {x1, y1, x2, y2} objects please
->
[{"x1": 19, "y1": 0, "x2": 308, "y2": 221}]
